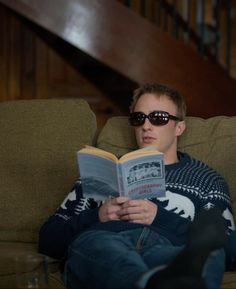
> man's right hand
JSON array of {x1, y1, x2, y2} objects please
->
[{"x1": 98, "y1": 196, "x2": 130, "y2": 222}]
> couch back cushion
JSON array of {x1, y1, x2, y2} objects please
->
[
  {"x1": 0, "y1": 99, "x2": 97, "y2": 242},
  {"x1": 97, "y1": 116, "x2": 236, "y2": 220}
]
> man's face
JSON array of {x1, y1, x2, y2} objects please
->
[{"x1": 133, "y1": 93, "x2": 185, "y2": 160}]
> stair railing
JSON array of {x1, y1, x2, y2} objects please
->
[{"x1": 119, "y1": 0, "x2": 232, "y2": 75}]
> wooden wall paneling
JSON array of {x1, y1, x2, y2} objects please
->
[
  {"x1": 0, "y1": 1, "x2": 125, "y2": 128},
  {"x1": 231, "y1": 29, "x2": 236, "y2": 79},
  {"x1": 8, "y1": 10, "x2": 21, "y2": 100},
  {"x1": 130, "y1": 0, "x2": 141, "y2": 13},
  {"x1": 204, "y1": 0, "x2": 213, "y2": 23},
  {"x1": 0, "y1": 5, "x2": 8, "y2": 101},
  {"x1": 144, "y1": 0, "x2": 156, "y2": 21},
  {"x1": 21, "y1": 19, "x2": 36, "y2": 99},
  {"x1": 230, "y1": 1, "x2": 236, "y2": 79},
  {"x1": 174, "y1": 1, "x2": 184, "y2": 40},
  {"x1": 35, "y1": 34, "x2": 50, "y2": 99},
  {"x1": 48, "y1": 47, "x2": 73, "y2": 98},
  {"x1": 183, "y1": 1, "x2": 194, "y2": 51},
  {"x1": 33, "y1": 33, "x2": 123, "y2": 128},
  {"x1": 164, "y1": 0, "x2": 236, "y2": 80},
  {"x1": 189, "y1": 1, "x2": 197, "y2": 34},
  {"x1": 0, "y1": 5, "x2": 34, "y2": 101},
  {"x1": 219, "y1": 8, "x2": 227, "y2": 71},
  {"x1": 0, "y1": 0, "x2": 236, "y2": 117}
]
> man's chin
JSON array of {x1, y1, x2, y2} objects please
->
[{"x1": 140, "y1": 143, "x2": 156, "y2": 149}]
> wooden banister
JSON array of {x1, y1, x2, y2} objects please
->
[{"x1": 0, "y1": 0, "x2": 235, "y2": 117}]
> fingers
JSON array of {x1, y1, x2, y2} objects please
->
[
  {"x1": 118, "y1": 199, "x2": 157, "y2": 225},
  {"x1": 99, "y1": 198, "x2": 157, "y2": 225},
  {"x1": 98, "y1": 197, "x2": 130, "y2": 222}
]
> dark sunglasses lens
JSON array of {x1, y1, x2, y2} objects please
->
[
  {"x1": 129, "y1": 112, "x2": 145, "y2": 126},
  {"x1": 149, "y1": 112, "x2": 169, "y2": 125}
]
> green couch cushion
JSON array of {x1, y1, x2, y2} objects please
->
[
  {"x1": 0, "y1": 99, "x2": 97, "y2": 242},
  {"x1": 97, "y1": 116, "x2": 236, "y2": 219}
]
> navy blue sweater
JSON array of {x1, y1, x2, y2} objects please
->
[{"x1": 38, "y1": 152, "x2": 235, "y2": 263}]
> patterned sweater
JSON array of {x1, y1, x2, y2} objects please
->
[{"x1": 38, "y1": 152, "x2": 235, "y2": 262}]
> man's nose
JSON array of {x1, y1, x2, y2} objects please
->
[{"x1": 142, "y1": 117, "x2": 152, "y2": 130}]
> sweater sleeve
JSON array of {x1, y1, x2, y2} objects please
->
[
  {"x1": 38, "y1": 180, "x2": 100, "y2": 259},
  {"x1": 149, "y1": 174, "x2": 235, "y2": 245},
  {"x1": 199, "y1": 173, "x2": 235, "y2": 234}
]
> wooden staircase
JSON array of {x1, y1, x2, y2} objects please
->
[{"x1": 0, "y1": 0, "x2": 235, "y2": 117}]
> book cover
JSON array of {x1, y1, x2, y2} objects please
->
[{"x1": 77, "y1": 146, "x2": 166, "y2": 201}]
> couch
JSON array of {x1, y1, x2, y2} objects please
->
[{"x1": 0, "y1": 98, "x2": 235, "y2": 288}]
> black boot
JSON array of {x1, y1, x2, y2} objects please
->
[{"x1": 137, "y1": 208, "x2": 227, "y2": 289}]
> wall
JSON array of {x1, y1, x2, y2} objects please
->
[
  {"x1": 0, "y1": 2, "x2": 235, "y2": 130},
  {"x1": 0, "y1": 5, "x2": 123, "y2": 129}
]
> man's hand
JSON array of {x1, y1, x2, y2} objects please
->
[
  {"x1": 118, "y1": 199, "x2": 158, "y2": 225},
  {"x1": 98, "y1": 196, "x2": 129, "y2": 222}
]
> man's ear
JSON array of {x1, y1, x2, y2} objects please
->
[{"x1": 175, "y1": 120, "x2": 186, "y2": 137}]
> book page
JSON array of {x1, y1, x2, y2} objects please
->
[
  {"x1": 120, "y1": 153, "x2": 166, "y2": 199},
  {"x1": 79, "y1": 146, "x2": 119, "y2": 162},
  {"x1": 77, "y1": 152, "x2": 119, "y2": 201},
  {"x1": 119, "y1": 146, "x2": 162, "y2": 163}
]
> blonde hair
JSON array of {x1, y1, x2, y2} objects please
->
[{"x1": 130, "y1": 82, "x2": 186, "y2": 120}]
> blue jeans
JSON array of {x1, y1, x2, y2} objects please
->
[{"x1": 63, "y1": 228, "x2": 225, "y2": 289}]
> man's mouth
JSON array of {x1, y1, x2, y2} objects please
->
[{"x1": 142, "y1": 136, "x2": 156, "y2": 144}]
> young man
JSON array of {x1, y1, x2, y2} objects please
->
[{"x1": 39, "y1": 83, "x2": 235, "y2": 289}]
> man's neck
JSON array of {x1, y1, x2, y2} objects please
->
[{"x1": 164, "y1": 152, "x2": 179, "y2": 165}]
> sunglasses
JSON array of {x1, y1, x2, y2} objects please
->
[{"x1": 129, "y1": 111, "x2": 181, "y2": 126}]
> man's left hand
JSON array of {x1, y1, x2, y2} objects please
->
[{"x1": 118, "y1": 199, "x2": 157, "y2": 225}]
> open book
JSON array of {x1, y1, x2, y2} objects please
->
[{"x1": 77, "y1": 146, "x2": 166, "y2": 201}]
